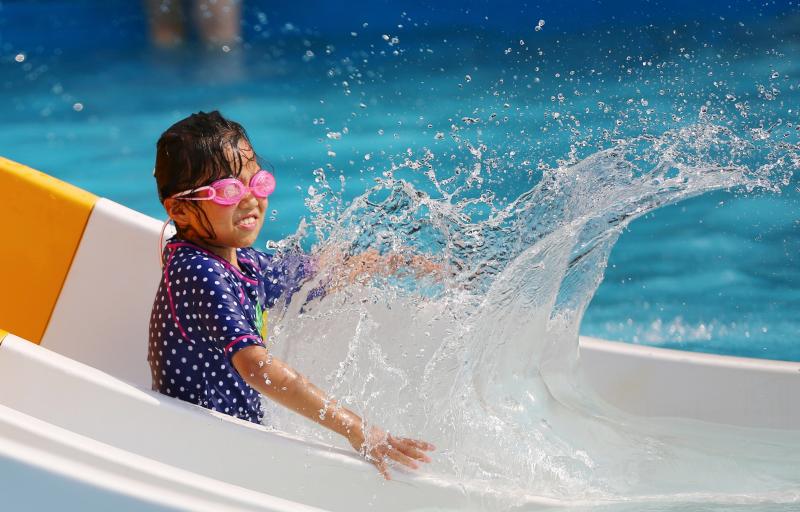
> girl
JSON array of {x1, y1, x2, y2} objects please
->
[{"x1": 148, "y1": 110, "x2": 434, "y2": 479}]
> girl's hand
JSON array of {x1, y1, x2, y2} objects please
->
[{"x1": 348, "y1": 425, "x2": 436, "y2": 480}]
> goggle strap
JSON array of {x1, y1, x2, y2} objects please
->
[{"x1": 158, "y1": 217, "x2": 177, "y2": 268}]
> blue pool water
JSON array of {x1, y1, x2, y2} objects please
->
[{"x1": 1, "y1": 1, "x2": 797, "y2": 362}]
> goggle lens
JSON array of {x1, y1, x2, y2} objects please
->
[
  {"x1": 217, "y1": 182, "x2": 244, "y2": 202},
  {"x1": 249, "y1": 170, "x2": 276, "y2": 198}
]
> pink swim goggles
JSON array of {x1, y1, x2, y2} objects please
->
[{"x1": 170, "y1": 170, "x2": 276, "y2": 205}]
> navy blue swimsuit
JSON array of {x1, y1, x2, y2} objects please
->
[{"x1": 148, "y1": 238, "x2": 314, "y2": 424}]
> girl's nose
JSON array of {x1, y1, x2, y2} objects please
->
[{"x1": 239, "y1": 186, "x2": 259, "y2": 207}]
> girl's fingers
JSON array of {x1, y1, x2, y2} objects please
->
[
  {"x1": 362, "y1": 432, "x2": 435, "y2": 480},
  {"x1": 386, "y1": 447, "x2": 419, "y2": 470},
  {"x1": 389, "y1": 436, "x2": 432, "y2": 462},
  {"x1": 395, "y1": 436, "x2": 436, "y2": 452},
  {"x1": 374, "y1": 459, "x2": 391, "y2": 480},
  {"x1": 401, "y1": 444, "x2": 432, "y2": 463}
]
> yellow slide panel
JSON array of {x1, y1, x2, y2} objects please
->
[{"x1": 0, "y1": 157, "x2": 97, "y2": 343}]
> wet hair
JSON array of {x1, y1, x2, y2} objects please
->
[{"x1": 153, "y1": 110, "x2": 260, "y2": 242}]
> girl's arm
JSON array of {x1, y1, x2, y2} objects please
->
[
  {"x1": 231, "y1": 345, "x2": 434, "y2": 479},
  {"x1": 316, "y1": 247, "x2": 446, "y2": 289}
]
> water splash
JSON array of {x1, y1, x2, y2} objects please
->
[{"x1": 260, "y1": 115, "x2": 799, "y2": 507}]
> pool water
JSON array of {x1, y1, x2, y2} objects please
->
[{"x1": 1, "y1": 3, "x2": 796, "y2": 361}]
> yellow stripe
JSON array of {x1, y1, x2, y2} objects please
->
[
  {"x1": 0, "y1": 157, "x2": 97, "y2": 343},
  {"x1": 0, "y1": 329, "x2": 7, "y2": 345}
]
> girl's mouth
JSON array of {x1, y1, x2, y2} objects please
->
[{"x1": 235, "y1": 214, "x2": 259, "y2": 230}]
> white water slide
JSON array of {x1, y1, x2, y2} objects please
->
[{"x1": 1, "y1": 156, "x2": 798, "y2": 511}]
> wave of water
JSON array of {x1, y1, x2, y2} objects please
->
[{"x1": 257, "y1": 118, "x2": 799, "y2": 508}]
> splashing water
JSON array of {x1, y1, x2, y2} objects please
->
[{"x1": 261, "y1": 114, "x2": 800, "y2": 507}]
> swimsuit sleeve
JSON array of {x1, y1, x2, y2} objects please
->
[
  {"x1": 253, "y1": 248, "x2": 318, "y2": 307},
  {"x1": 164, "y1": 251, "x2": 264, "y2": 361}
]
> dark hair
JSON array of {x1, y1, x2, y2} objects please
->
[{"x1": 154, "y1": 110, "x2": 260, "y2": 241}]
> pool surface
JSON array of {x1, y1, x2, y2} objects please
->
[{"x1": 2, "y1": 1, "x2": 797, "y2": 362}]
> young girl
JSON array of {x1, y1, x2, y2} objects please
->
[{"x1": 148, "y1": 110, "x2": 434, "y2": 479}]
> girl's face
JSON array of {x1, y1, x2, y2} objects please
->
[{"x1": 166, "y1": 140, "x2": 267, "y2": 256}]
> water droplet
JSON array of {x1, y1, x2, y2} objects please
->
[
  {"x1": 14, "y1": 53, "x2": 25, "y2": 63},
  {"x1": 465, "y1": 74, "x2": 472, "y2": 82},
  {"x1": 434, "y1": 132, "x2": 445, "y2": 140},
  {"x1": 535, "y1": 19, "x2": 545, "y2": 31},
  {"x1": 72, "y1": 103, "x2": 84, "y2": 112},
  {"x1": 364, "y1": 153, "x2": 372, "y2": 161},
  {"x1": 326, "y1": 131, "x2": 342, "y2": 140}
]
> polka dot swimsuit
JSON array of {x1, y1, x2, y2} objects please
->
[{"x1": 148, "y1": 238, "x2": 314, "y2": 424}]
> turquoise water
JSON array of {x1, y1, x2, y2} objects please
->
[{"x1": 2, "y1": 9, "x2": 797, "y2": 361}]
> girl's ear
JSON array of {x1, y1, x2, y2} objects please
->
[{"x1": 163, "y1": 198, "x2": 191, "y2": 227}]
